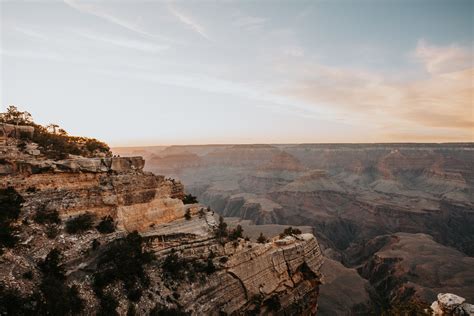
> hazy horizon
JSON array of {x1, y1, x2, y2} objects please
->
[{"x1": 2, "y1": 0, "x2": 473, "y2": 146}]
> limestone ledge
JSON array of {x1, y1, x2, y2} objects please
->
[
  {"x1": 2, "y1": 167, "x2": 186, "y2": 233},
  {"x1": 143, "y1": 215, "x2": 323, "y2": 315},
  {"x1": 11, "y1": 156, "x2": 146, "y2": 174}
]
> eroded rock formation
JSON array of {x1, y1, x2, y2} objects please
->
[{"x1": 0, "y1": 138, "x2": 323, "y2": 315}]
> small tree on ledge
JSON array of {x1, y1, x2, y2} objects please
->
[{"x1": 182, "y1": 194, "x2": 198, "y2": 205}]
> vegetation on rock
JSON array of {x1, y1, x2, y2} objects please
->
[
  {"x1": 1, "y1": 106, "x2": 110, "y2": 159},
  {"x1": 96, "y1": 216, "x2": 115, "y2": 234},
  {"x1": 228, "y1": 224, "x2": 243, "y2": 241},
  {"x1": 181, "y1": 194, "x2": 198, "y2": 204},
  {"x1": 184, "y1": 209, "x2": 192, "y2": 220},
  {"x1": 93, "y1": 232, "x2": 154, "y2": 303},
  {"x1": 257, "y1": 233, "x2": 268, "y2": 244},
  {"x1": 279, "y1": 227, "x2": 302, "y2": 238},
  {"x1": 33, "y1": 205, "x2": 61, "y2": 225},
  {"x1": 37, "y1": 248, "x2": 85, "y2": 315},
  {"x1": 65, "y1": 212, "x2": 95, "y2": 234},
  {"x1": 0, "y1": 187, "x2": 23, "y2": 252}
]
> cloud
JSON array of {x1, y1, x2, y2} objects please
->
[
  {"x1": 414, "y1": 39, "x2": 473, "y2": 74},
  {"x1": 167, "y1": 5, "x2": 211, "y2": 41},
  {"x1": 75, "y1": 29, "x2": 169, "y2": 53},
  {"x1": 280, "y1": 41, "x2": 473, "y2": 138},
  {"x1": 233, "y1": 15, "x2": 266, "y2": 30},
  {"x1": 13, "y1": 26, "x2": 49, "y2": 41},
  {"x1": 64, "y1": 0, "x2": 175, "y2": 43}
]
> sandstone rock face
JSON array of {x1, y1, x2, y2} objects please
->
[
  {"x1": 114, "y1": 143, "x2": 474, "y2": 313},
  {"x1": 3, "y1": 156, "x2": 145, "y2": 175},
  {"x1": 431, "y1": 293, "x2": 474, "y2": 316},
  {"x1": 0, "y1": 145, "x2": 323, "y2": 315}
]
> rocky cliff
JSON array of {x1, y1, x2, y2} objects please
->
[
  {"x1": 114, "y1": 143, "x2": 474, "y2": 314},
  {"x1": 0, "y1": 139, "x2": 323, "y2": 315}
]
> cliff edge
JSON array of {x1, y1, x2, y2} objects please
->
[{"x1": 0, "y1": 126, "x2": 323, "y2": 315}]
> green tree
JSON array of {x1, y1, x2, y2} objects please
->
[
  {"x1": 0, "y1": 105, "x2": 33, "y2": 125},
  {"x1": 257, "y1": 233, "x2": 268, "y2": 244}
]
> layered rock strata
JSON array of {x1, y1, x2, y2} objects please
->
[{"x1": 0, "y1": 145, "x2": 323, "y2": 315}]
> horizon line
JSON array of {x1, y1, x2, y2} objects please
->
[{"x1": 111, "y1": 141, "x2": 474, "y2": 149}]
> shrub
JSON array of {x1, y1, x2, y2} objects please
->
[
  {"x1": 184, "y1": 209, "x2": 192, "y2": 220},
  {"x1": 33, "y1": 206, "x2": 61, "y2": 225},
  {"x1": 96, "y1": 216, "x2": 115, "y2": 234},
  {"x1": 162, "y1": 249, "x2": 217, "y2": 281},
  {"x1": 0, "y1": 285, "x2": 38, "y2": 315},
  {"x1": 37, "y1": 249, "x2": 84, "y2": 315},
  {"x1": 38, "y1": 248, "x2": 65, "y2": 280},
  {"x1": 1, "y1": 106, "x2": 111, "y2": 159},
  {"x1": 279, "y1": 227, "x2": 302, "y2": 239},
  {"x1": 264, "y1": 294, "x2": 281, "y2": 311},
  {"x1": 97, "y1": 293, "x2": 119, "y2": 316},
  {"x1": 65, "y1": 212, "x2": 95, "y2": 234},
  {"x1": 45, "y1": 225, "x2": 60, "y2": 239},
  {"x1": 257, "y1": 233, "x2": 268, "y2": 244},
  {"x1": 215, "y1": 216, "x2": 228, "y2": 240},
  {"x1": 22, "y1": 270, "x2": 33, "y2": 279},
  {"x1": 0, "y1": 187, "x2": 24, "y2": 251},
  {"x1": 93, "y1": 232, "x2": 154, "y2": 300},
  {"x1": 150, "y1": 304, "x2": 189, "y2": 316},
  {"x1": 198, "y1": 208, "x2": 206, "y2": 218},
  {"x1": 205, "y1": 257, "x2": 216, "y2": 274},
  {"x1": 182, "y1": 194, "x2": 198, "y2": 204},
  {"x1": 162, "y1": 249, "x2": 184, "y2": 280},
  {"x1": 229, "y1": 225, "x2": 243, "y2": 241}
]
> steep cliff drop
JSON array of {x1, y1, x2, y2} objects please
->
[{"x1": 0, "y1": 124, "x2": 323, "y2": 315}]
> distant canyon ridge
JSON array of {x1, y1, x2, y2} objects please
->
[{"x1": 114, "y1": 143, "x2": 474, "y2": 314}]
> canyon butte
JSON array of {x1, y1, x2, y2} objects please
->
[
  {"x1": 114, "y1": 142, "x2": 474, "y2": 315},
  {"x1": 0, "y1": 119, "x2": 323, "y2": 315}
]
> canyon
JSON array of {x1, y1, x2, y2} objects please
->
[
  {"x1": 0, "y1": 128, "x2": 324, "y2": 315},
  {"x1": 114, "y1": 143, "x2": 474, "y2": 314}
]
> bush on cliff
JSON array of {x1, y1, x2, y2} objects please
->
[
  {"x1": 182, "y1": 194, "x2": 198, "y2": 204},
  {"x1": 264, "y1": 294, "x2": 281, "y2": 312},
  {"x1": 0, "y1": 285, "x2": 39, "y2": 315},
  {"x1": 150, "y1": 304, "x2": 189, "y2": 316},
  {"x1": 279, "y1": 227, "x2": 302, "y2": 239},
  {"x1": 93, "y1": 232, "x2": 154, "y2": 302},
  {"x1": 162, "y1": 249, "x2": 217, "y2": 281},
  {"x1": 96, "y1": 216, "x2": 115, "y2": 234},
  {"x1": 228, "y1": 225, "x2": 243, "y2": 241},
  {"x1": 33, "y1": 205, "x2": 61, "y2": 225},
  {"x1": 257, "y1": 233, "x2": 268, "y2": 244},
  {"x1": 37, "y1": 248, "x2": 85, "y2": 315},
  {"x1": 1, "y1": 105, "x2": 111, "y2": 159},
  {"x1": 65, "y1": 212, "x2": 95, "y2": 234},
  {"x1": 184, "y1": 209, "x2": 192, "y2": 220},
  {"x1": 215, "y1": 216, "x2": 228, "y2": 241},
  {"x1": 0, "y1": 187, "x2": 24, "y2": 252}
]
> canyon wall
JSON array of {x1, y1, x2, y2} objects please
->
[
  {"x1": 0, "y1": 140, "x2": 323, "y2": 315},
  {"x1": 114, "y1": 143, "x2": 474, "y2": 314}
]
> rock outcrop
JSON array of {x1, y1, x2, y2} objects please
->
[
  {"x1": 431, "y1": 293, "x2": 474, "y2": 315},
  {"x1": 0, "y1": 140, "x2": 324, "y2": 315},
  {"x1": 115, "y1": 143, "x2": 474, "y2": 313}
]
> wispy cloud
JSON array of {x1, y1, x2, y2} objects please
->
[
  {"x1": 233, "y1": 15, "x2": 266, "y2": 30},
  {"x1": 167, "y1": 5, "x2": 211, "y2": 41},
  {"x1": 13, "y1": 26, "x2": 49, "y2": 41},
  {"x1": 64, "y1": 0, "x2": 176, "y2": 43},
  {"x1": 414, "y1": 39, "x2": 473, "y2": 75},
  {"x1": 280, "y1": 41, "x2": 474, "y2": 137},
  {"x1": 75, "y1": 29, "x2": 169, "y2": 53}
]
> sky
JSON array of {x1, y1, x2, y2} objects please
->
[{"x1": 1, "y1": 0, "x2": 473, "y2": 146}]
